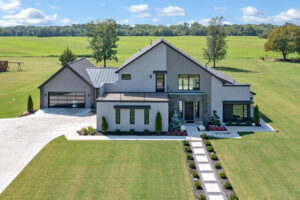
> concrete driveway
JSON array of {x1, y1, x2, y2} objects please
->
[{"x1": 0, "y1": 108, "x2": 96, "y2": 194}]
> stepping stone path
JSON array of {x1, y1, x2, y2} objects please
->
[{"x1": 189, "y1": 139, "x2": 227, "y2": 200}]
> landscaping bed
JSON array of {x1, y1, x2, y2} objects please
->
[{"x1": 182, "y1": 140, "x2": 205, "y2": 200}]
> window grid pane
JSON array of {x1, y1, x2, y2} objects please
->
[
  {"x1": 178, "y1": 74, "x2": 200, "y2": 91},
  {"x1": 144, "y1": 109, "x2": 149, "y2": 124},
  {"x1": 116, "y1": 109, "x2": 120, "y2": 124},
  {"x1": 130, "y1": 109, "x2": 135, "y2": 124}
]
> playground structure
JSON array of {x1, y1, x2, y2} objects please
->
[{"x1": 0, "y1": 60, "x2": 23, "y2": 72}]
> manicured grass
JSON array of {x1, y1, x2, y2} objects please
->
[
  {"x1": 0, "y1": 36, "x2": 300, "y2": 199},
  {"x1": 0, "y1": 136, "x2": 194, "y2": 200}
]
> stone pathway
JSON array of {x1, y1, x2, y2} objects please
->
[{"x1": 190, "y1": 139, "x2": 227, "y2": 200}]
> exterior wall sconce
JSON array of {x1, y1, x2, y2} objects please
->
[
  {"x1": 88, "y1": 93, "x2": 90, "y2": 97},
  {"x1": 45, "y1": 93, "x2": 47, "y2": 96},
  {"x1": 150, "y1": 74, "x2": 152, "y2": 79}
]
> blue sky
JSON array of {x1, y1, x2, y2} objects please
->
[{"x1": 0, "y1": 0, "x2": 299, "y2": 27}]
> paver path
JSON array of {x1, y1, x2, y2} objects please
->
[
  {"x1": 0, "y1": 109, "x2": 96, "y2": 194},
  {"x1": 189, "y1": 139, "x2": 227, "y2": 200}
]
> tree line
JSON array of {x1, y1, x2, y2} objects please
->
[{"x1": 0, "y1": 23, "x2": 283, "y2": 38}]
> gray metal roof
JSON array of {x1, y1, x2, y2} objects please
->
[
  {"x1": 87, "y1": 67, "x2": 118, "y2": 88},
  {"x1": 115, "y1": 38, "x2": 242, "y2": 85}
]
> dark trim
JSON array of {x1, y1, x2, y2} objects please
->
[
  {"x1": 156, "y1": 73, "x2": 165, "y2": 92},
  {"x1": 168, "y1": 92, "x2": 205, "y2": 94},
  {"x1": 250, "y1": 91, "x2": 256, "y2": 95},
  {"x1": 223, "y1": 84, "x2": 251, "y2": 87},
  {"x1": 114, "y1": 105, "x2": 151, "y2": 109},
  {"x1": 153, "y1": 70, "x2": 167, "y2": 74},
  {"x1": 97, "y1": 100, "x2": 168, "y2": 103},
  {"x1": 223, "y1": 100, "x2": 251, "y2": 104}
]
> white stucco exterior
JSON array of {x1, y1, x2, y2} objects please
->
[{"x1": 97, "y1": 102, "x2": 169, "y2": 132}]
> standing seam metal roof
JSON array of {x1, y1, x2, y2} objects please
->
[{"x1": 86, "y1": 67, "x2": 118, "y2": 88}]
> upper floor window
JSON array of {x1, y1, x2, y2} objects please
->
[
  {"x1": 156, "y1": 74, "x2": 165, "y2": 92},
  {"x1": 178, "y1": 74, "x2": 200, "y2": 90},
  {"x1": 121, "y1": 74, "x2": 131, "y2": 80}
]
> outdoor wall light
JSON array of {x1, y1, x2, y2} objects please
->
[
  {"x1": 45, "y1": 93, "x2": 47, "y2": 96},
  {"x1": 150, "y1": 74, "x2": 152, "y2": 79}
]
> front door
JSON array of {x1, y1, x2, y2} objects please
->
[{"x1": 185, "y1": 101, "x2": 194, "y2": 122}]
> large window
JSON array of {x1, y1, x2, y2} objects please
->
[
  {"x1": 156, "y1": 74, "x2": 165, "y2": 92},
  {"x1": 121, "y1": 74, "x2": 131, "y2": 80},
  {"x1": 233, "y1": 104, "x2": 248, "y2": 119},
  {"x1": 178, "y1": 74, "x2": 200, "y2": 90},
  {"x1": 116, "y1": 109, "x2": 120, "y2": 124},
  {"x1": 130, "y1": 109, "x2": 135, "y2": 124},
  {"x1": 223, "y1": 103, "x2": 250, "y2": 122},
  {"x1": 144, "y1": 109, "x2": 149, "y2": 124}
]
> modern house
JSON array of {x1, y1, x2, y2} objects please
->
[{"x1": 39, "y1": 38, "x2": 254, "y2": 132}]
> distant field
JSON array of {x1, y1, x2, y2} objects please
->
[{"x1": 0, "y1": 36, "x2": 300, "y2": 199}]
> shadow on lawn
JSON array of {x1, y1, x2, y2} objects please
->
[
  {"x1": 216, "y1": 66, "x2": 257, "y2": 73},
  {"x1": 260, "y1": 111, "x2": 273, "y2": 123}
]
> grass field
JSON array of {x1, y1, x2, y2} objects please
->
[
  {"x1": 0, "y1": 36, "x2": 299, "y2": 199},
  {"x1": 0, "y1": 136, "x2": 194, "y2": 200}
]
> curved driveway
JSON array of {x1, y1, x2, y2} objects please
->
[{"x1": 0, "y1": 109, "x2": 96, "y2": 194}]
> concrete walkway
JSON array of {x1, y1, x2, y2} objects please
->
[
  {"x1": 190, "y1": 138, "x2": 227, "y2": 200},
  {"x1": 0, "y1": 108, "x2": 96, "y2": 194}
]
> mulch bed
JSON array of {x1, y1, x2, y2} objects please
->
[
  {"x1": 77, "y1": 131, "x2": 180, "y2": 136},
  {"x1": 182, "y1": 141, "x2": 204, "y2": 199},
  {"x1": 202, "y1": 138, "x2": 238, "y2": 199},
  {"x1": 19, "y1": 109, "x2": 38, "y2": 117}
]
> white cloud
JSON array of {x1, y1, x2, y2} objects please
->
[
  {"x1": 158, "y1": 6, "x2": 185, "y2": 16},
  {"x1": 49, "y1": 5, "x2": 59, "y2": 9},
  {"x1": 35, "y1": 2, "x2": 40, "y2": 6},
  {"x1": 0, "y1": 0, "x2": 21, "y2": 11},
  {"x1": 129, "y1": 4, "x2": 148, "y2": 13},
  {"x1": 117, "y1": 19, "x2": 129, "y2": 24},
  {"x1": 199, "y1": 18, "x2": 210, "y2": 26},
  {"x1": 152, "y1": 18, "x2": 160, "y2": 22},
  {"x1": 0, "y1": 8, "x2": 57, "y2": 27},
  {"x1": 239, "y1": 7, "x2": 300, "y2": 25},
  {"x1": 60, "y1": 18, "x2": 75, "y2": 25},
  {"x1": 214, "y1": 7, "x2": 227, "y2": 13}
]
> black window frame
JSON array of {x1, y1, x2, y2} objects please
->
[
  {"x1": 144, "y1": 109, "x2": 149, "y2": 124},
  {"x1": 156, "y1": 74, "x2": 165, "y2": 92},
  {"x1": 178, "y1": 74, "x2": 200, "y2": 91},
  {"x1": 121, "y1": 74, "x2": 131, "y2": 80},
  {"x1": 130, "y1": 109, "x2": 135, "y2": 124},
  {"x1": 223, "y1": 103, "x2": 250, "y2": 122},
  {"x1": 116, "y1": 108, "x2": 120, "y2": 124}
]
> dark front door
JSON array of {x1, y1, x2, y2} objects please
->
[{"x1": 185, "y1": 101, "x2": 194, "y2": 121}]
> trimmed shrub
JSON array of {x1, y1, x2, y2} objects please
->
[
  {"x1": 187, "y1": 154, "x2": 194, "y2": 160},
  {"x1": 230, "y1": 194, "x2": 239, "y2": 200},
  {"x1": 183, "y1": 140, "x2": 190, "y2": 146},
  {"x1": 205, "y1": 140, "x2": 211, "y2": 146},
  {"x1": 254, "y1": 105, "x2": 260, "y2": 125},
  {"x1": 155, "y1": 111, "x2": 162, "y2": 134},
  {"x1": 214, "y1": 162, "x2": 222, "y2": 169},
  {"x1": 207, "y1": 146, "x2": 214, "y2": 152},
  {"x1": 27, "y1": 95, "x2": 33, "y2": 112},
  {"x1": 224, "y1": 181, "x2": 233, "y2": 190},
  {"x1": 236, "y1": 121, "x2": 241, "y2": 126},
  {"x1": 227, "y1": 121, "x2": 233, "y2": 126},
  {"x1": 195, "y1": 181, "x2": 202, "y2": 189},
  {"x1": 87, "y1": 126, "x2": 95, "y2": 135},
  {"x1": 81, "y1": 127, "x2": 88, "y2": 136},
  {"x1": 192, "y1": 171, "x2": 199, "y2": 178},
  {"x1": 101, "y1": 117, "x2": 108, "y2": 133},
  {"x1": 201, "y1": 133, "x2": 208, "y2": 139},
  {"x1": 129, "y1": 129, "x2": 135, "y2": 134},
  {"x1": 220, "y1": 172, "x2": 227, "y2": 179},
  {"x1": 115, "y1": 129, "x2": 120, "y2": 134},
  {"x1": 144, "y1": 129, "x2": 149, "y2": 134},
  {"x1": 189, "y1": 162, "x2": 196, "y2": 169},
  {"x1": 199, "y1": 194, "x2": 206, "y2": 200},
  {"x1": 246, "y1": 121, "x2": 252, "y2": 126},
  {"x1": 185, "y1": 147, "x2": 192, "y2": 153},
  {"x1": 210, "y1": 153, "x2": 218, "y2": 160}
]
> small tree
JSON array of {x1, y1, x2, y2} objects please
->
[
  {"x1": 254, "y1": 105, "x2": 260, "y2": 126},
  {"x1": 211, "y1": 110, "x2": 220, "y2": 126},
  {"x1": 86, "y1": 19, "x2": 119, "y2": 67},
  {"x1": 203, "y1": 16, "x2": 227, "y2": 68},
  {"x1": 59, "y1": 47, "x2": 77, "y2": 66},
  {"x1": 155, "y1": 111, "x2": 162, "y2": 134},
  {"x1": 169, "y1": 110, "x2": 181, "y2": 131},
  {"x1": 101, "y1": 116, "x2": 108, "y2": 133},
  {"x1": 264, "y1": 24, "x2": 299, "y2": 61},
  {"x1": 27, "y1": 95, "x2": 33, "y2": 112}
]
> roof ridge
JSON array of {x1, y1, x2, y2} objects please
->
[{"x1": 67, "y1": 57, "x2": 87, "y2": 66}]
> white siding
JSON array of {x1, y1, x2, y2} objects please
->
[{"x1": 97, "y1": 102, "x2": 169, "y2": 132}]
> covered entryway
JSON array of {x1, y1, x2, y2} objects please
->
[
  {"x1": 48, "y1": 92, "x2": 85, "y2": 108},
  {"x1": 184, "y1": 101, "x2": 194, "y2": 122}
]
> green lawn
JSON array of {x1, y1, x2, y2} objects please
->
[
  {"x1": 0, "y1": 36, "x2": 299, "y2": 199},
  {"x1": 0, "y1": 136, "x2": 194, "y2": 200}
]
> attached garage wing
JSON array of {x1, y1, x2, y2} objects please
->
[{"x1": 48, "y1": 92, "x2": 85, "y2": 108}]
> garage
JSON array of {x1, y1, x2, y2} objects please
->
[{"x1": 48, "y1": 92, "x2": 85, "y2": 108}]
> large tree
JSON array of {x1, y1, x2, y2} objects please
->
[
  {"x1": 264, "y1": 24, "x2": 299, "y2": 60},
  {"x1": 86, "y1": 19, "x2": 119, "y2": 67},
  {"x1": 59, "y1": 47, "x2": 77, "y2": 66},
  {"x1": 203, "y1": 17, "x2": 227, "y2": 68}
]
